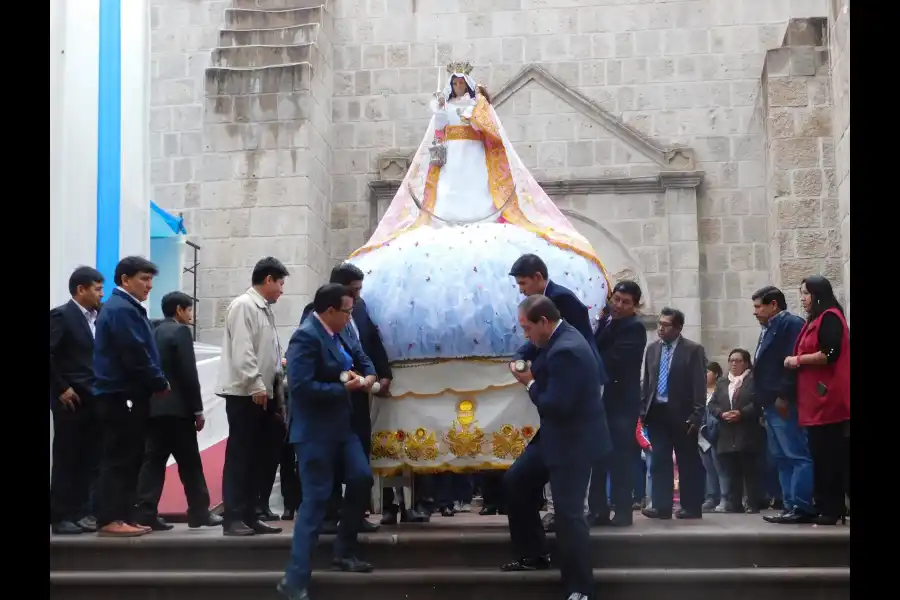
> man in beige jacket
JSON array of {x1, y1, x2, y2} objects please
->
[{"x1": 216, "y1": 257, "x2": 289, "y2": 537}]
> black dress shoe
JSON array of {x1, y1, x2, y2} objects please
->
[
  {"x1": 609, "y1": 515, "x2": 634, "y2": 527},
  {"x1": 500, "y1": 554, "x2": 552, "y2": 572},
  {"x1": 587, "y1": 513, "x2": 611, "y2": 527},
  {"x1": 380, "y1": 507, "x2": 399, "y2": 525},
  {"x1": 440, "y1": 506, "x2": 455, "y2": 517},
  {"x1": 281, "y1": 509, "x2": 296, "y2": 521},
  {"x1": 188, "y1": 513, "x2": 224, "y2": 528},
  {"x1": 674, "y1": 508, "x2": 702, "y2": 520},
  {"x1": 257, "y1": 508, "x2": 280, "y2": 522},
  {"x1": 52, "y1": 520, "x2": 85, "y2": 535},
  {"x1": 76, "y1": 516, "x2": 98, "y2": 532},
  {"x1": 401, "y1": 507, "x2": 430, "y2": 523},
  {"x1": 249, "y1": 519, "x2": 283, "y2": 534},
  {"x1": 641, "y1": 507, "x2": 672, "y2": 519},
  {"x1": 479, "y1": 504, "x2": 499, "y2": 516},
  {"x1": 276, "y1": 578, "x2": 310, "y2": 600},
  {"x1": 360, "y1": 519, "x2": 380, "y2": 533},
  {"x1": 139, "y1": 517, "x2": 174, "y2": 531},
  {"x1": 318, "y1": 519, "x2": 339, "y2": 534},
  {"x1": 764, "y1": 510, "x2": 816, "y2": 524},
  {"x1": 223, "y1": 521, "x2": 255, "y2": 536},
  {"x1": 332, "y1": 556, "x2": 373, "y2": 573}
]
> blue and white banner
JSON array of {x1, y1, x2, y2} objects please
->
[{"x1": 49, "y1": 0, "x2": 150, "y2": 307}]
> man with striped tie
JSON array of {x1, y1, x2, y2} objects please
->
[{"x1": 639, "y1": 307, "x2": 708, "y2": 520}]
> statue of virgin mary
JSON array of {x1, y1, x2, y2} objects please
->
[{"x1": 349, "y1": 62, "x2": 611, "y2": 362}]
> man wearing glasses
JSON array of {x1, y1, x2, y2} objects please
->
[
  {"x1": 279, "y1": 283, "x2": 378, "y2": 600},
  {"x1": 639, "y1": 307, "x2": 708, "y2": 520}
]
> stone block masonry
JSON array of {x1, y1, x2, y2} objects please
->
[
  {"x1": 150, "y1": 0, "x2": 845, "y2": 360},
  {"x1": 828, "y1": 0, "x2": 849, "y2": 322},
  {"x1": 761, "y1": 18, "x2": 842, "y2": 321}
]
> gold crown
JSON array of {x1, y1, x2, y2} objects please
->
[{"x1": 446, "y1": 61, "x2": 474, "y2": 76}]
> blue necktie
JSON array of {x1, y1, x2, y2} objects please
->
[
  {"x1": 657, "y1": 343, "x2": 672, "y2": 399},
  {"x1": 334, "y1": 334, "x2": 353, "y2": 371}
]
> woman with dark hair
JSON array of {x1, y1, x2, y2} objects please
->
[
  {"x1": 708, "y1": 349, "x2": 766, "y2": 513},
  {"x1": 699, "y1": 362, "x2": 727, "y2": 512},
  {"x1": 784, "y1": 275, "x2": 850, "y2": 525}
]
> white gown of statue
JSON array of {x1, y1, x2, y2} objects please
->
[
  {"x1": 429, "y1": 96, "x2": 496, "y2": 224},
  {"x1": 348, "y1": 66, "x2": 611, "y2": 361}
]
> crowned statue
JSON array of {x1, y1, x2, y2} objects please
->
[{"x1": 348, "y1": 62, "x2": 611, "y2": 475}]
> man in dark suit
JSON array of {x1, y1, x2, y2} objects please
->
[
  {"x1": 92, "y1": 256, "x2": 170, "y2": 537},
  {"x1": 640, "y1": 307, "x2": 707, "y2": 519},
  {"x1": 504, "y1": 295, "x2": 611, "y2": 600},
  {"x1": 751, "y1": 286, "x2": 814, "y2": 523},
  {"x1": 298, "y1": 263, "x2": 403, "y2": 530},
  {"x1": 133, "y1": 292, "x2": 222, "y2": 531},
  {"x1": 587, "y1": 280, "x2": 647, "y2": 527},
  {"x1": 509, "y1": 253, "x2": 608, "y2": 531},
  {"x1": 50, "y1": 266, "x2": 105, "y2": 534},
  {"x1": 279, "y1": 284, "x2": 378, "y2": 600}
]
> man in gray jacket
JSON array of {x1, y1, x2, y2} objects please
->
[{"x1": 216, "y1": 257, "x2": 289, "y2": 537}]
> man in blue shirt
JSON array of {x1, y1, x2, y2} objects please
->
[{"x1": 92, "y1": 256, "x2": 169, "y2": 537}]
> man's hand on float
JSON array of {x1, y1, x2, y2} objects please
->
[
  {"x1": 377, "y1": 378, "x2": 392, "y2": 397},
  {"x1": 508, "y1": 362, "x2": 534, "y2": 386}
]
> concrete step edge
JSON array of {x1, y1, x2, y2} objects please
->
[
  {"x1": 213, "y1": 44, "x2": 315, "y2": 50},
  {"x1": 50, "y1": 567, "x2": 852, "y2": 586},
  {"x1": 205, "y1": 62, "x2": 313, "y2": 73},
  {"x1": 220, "y1": 23, "x2": 319, "y2": 34},
  {"x1": 49, "y1": 528, "x2": 851, "y2": 549},
  {"x1": 227, "y1": 7, "x2": 322, "y2": 16}
]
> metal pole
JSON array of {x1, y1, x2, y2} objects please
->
[{"x1": 184, "y1": 239, "x2": 201, "y2": 341}]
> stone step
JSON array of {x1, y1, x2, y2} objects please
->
[
  {"x1": 212, "y1": 44, "x2": 314, "y2": 69},
  {"x1": 50, "y1": 527, "x2": 850, "y2": 572},
  {"x1": 205, "y1": 63, "x2": 312, "y2": 96},
  {"x1": 219, "y1": 23, "x2": 318, "y2": 47},
  {"x1": 49, "y1": 567, "x2": 852, "y2": 600},
  {"x1": 234, "y1": 0, "x2": 323, "y2": 9},
  {"x1": 225, "y1": 7, "x2": 322, "y2": 30}
]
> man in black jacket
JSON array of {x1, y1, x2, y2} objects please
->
[
  {"x1": 134, "y1": 292, "x2": 222, "y2": 531},
  {"x1": 587, "y1": 281, "x2": 647, "y2": 527},
  {"x1": 50, "y1": 266, "x2": 105, "y2": 534}
]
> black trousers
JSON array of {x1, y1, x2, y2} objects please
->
[
  {"x1": 280, "y1": 439, "x2": 302, "y2": 511},
  {"x1": 645, "y1": 403, "x2": 705, "y2": 514},
  {"x1": 94, "y1": 394, "x2": 150, "y2": 527},
  {"x1": 325, "y1": 393, "x2": 372, "y2": 521},
  {"x1": 717, "y1": 450, "x2": 763, "y2": 509},
  {"x1": 134, "y1": 416, "x2": 211, "y2": 521},
  {"x1": 588, "y1": 413, "x2": 639, "y2": 519},
  {"x1": 50, "y1": 394, "x2": 101, "y2": 524},
  {"x1": 807, "y1": 421, "x2": 850, "y2": 518},
  {"x1": 222, "y1": 395, "x2": 274, "y2": 526},
  {"x1": 257, "y1": 408, "x2": 286, "y2": 512},
  {"x1": 505, "y1": 442, "x2": 594, "y2": 598}
]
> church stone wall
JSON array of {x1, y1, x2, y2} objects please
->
[
  {"x1": 329, "y1": 0, "x2": 829, "y2": 363},
  {"x1": 828, "y1": 0, "x2": 850, "y2": 322},
  {"x1": 148, "y1": 0, "x2": 842, "y2": 358}
]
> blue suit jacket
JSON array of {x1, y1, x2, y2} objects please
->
[
  {"x1": 515, "y1": 280, "x2": 608, "y2": 386},
  {"x1": 92, "y1": 289, "x2": 168, "y2": 399},
  {"x1": 286, "y1": 316, "x2": 376, "y2": 444},
  {"x1": 528, "y1": 321, "x2": 612, "y2": 466},
  {"x1": 753, "y1": 311, "x2": 805, "y2": 409}
]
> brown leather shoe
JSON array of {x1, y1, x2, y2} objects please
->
[{"x1": 97, "y1": 521, "x2": 150, "y2": 537}]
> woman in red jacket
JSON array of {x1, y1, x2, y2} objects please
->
[{"x1": 784, "y1": 275, "x2": 849, "y2": 525}]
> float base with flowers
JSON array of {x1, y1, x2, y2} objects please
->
[{"x1": 369, "y1": 358, "x2": 538, "y2": 475}]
